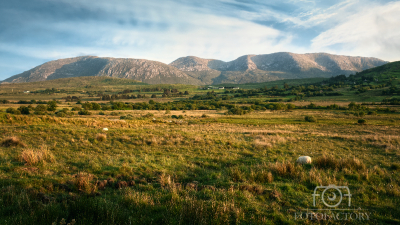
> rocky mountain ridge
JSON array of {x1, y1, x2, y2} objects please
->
[
  {"x1": 3, "y1": 56, "x2": 201, "y2": 85},
  {"x1": 3, "y1": 53, "x2": 388, "y2": 85}
]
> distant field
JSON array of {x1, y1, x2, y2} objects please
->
[{"x1": 219, "y1": 77, "x2": 327, "y2": 89}]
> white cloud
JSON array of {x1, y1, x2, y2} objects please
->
[
  {"x1": 0, "y1": 0, "x2": 298, "y2": 64},
  {"x1": 311, "y1": 1, "x2": 400, "y2": 61}
]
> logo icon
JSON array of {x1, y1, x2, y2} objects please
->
[{"x1": 312, "y1": 184, "x2": 352, "y2": 208}]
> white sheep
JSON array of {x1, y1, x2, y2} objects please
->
[
  {"x1": 296, "y1": 156, "x2": 312, "y2": 164},
  {"x1": 102, "y1": 128, "x2": 108, "y2": 131}
]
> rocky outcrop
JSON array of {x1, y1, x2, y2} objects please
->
[
  {"x1": 4, "y1": 56, "x2": 201, "y2": 85},
  {"x1": 3, "y1": 53, "x2": 387, "y2": 85},
  {"x1": 170, "y1": 52, "x2": 387, "y2": 82}
]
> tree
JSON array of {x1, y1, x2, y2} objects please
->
[
  {"x1": 91, "y1": 102, "x2": 101, "y2": 110},
  {"x1": 35, "y1": 104, "x2": 47, "y2": 112},
  {"x1": 284, "y1": 83, "x2": 289, "y2": 89},
  {"x1": 184, "y1": 91, "x2": 189, "y2": 95},
  {"x1": 19, "y1": 106, "x2": 30, "y2": 115},
  {"x1": 47, "y1": 101, "x2": 58, "y2": 111},
  {"x1": 151, "y1": 94, "x2": 157, "y2": 98}
]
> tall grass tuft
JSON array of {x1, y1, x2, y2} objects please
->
[
  {"x1": 270, "y1": 161, "x2": 298, "y2": 178},
  {"x1": 20, "y1": 146, "x2": 55, "y2": 166},
  {"x1": 1, "y1": 136, "x2": 26, "y2": 147},
  {"x1": 74, "y1": 172, "x2": 97, "y2": 194},
  {"x1": 96, "y1": 133, "x2": 107, "y2": 142},
  {"x1": 315, "y1": 154, "x2": 366, "y2": 171}
]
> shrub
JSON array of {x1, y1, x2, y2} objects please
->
[
  {"x1": 34, "y1": 111, "x2": 46, "y2": 115},
  {"x1": 171, "y1": 115, "x2": 178, "y2": 119},
  {"x1": 78, "y1": 110, "x2": 92, "y2": 115},
  {"x1": 165, "y1": 110, "x2": 171, "y2": 114},
  {"x1": 96, "y1": 134, "x2": 107, "y2": 142},
  {"x1": 18, "y1": 106, "x2": 30, "y2": 115},
  {"x1": 6, "y1": 108, "x2": 21, "y2": 115},
  {"x1": 305, "y1": 115, "x2": 317, "y2": 122},
  {"x1": 358, "y1": 111, "x2": 365, "y2": 117},
  {"x1": 101, "y1": 105, "x2": 112, "y2": 111},
  {"x1": 142, "y1": 113, "x2": 154, "y2": 118},
  {"x1": 226, "y1": 107, "x2": 246, "y2": 115},
  {"x1": 110, "y1": 112, "x2": 118, "y2": 116},
  {"x1": 120, "y1": 114, "x2": 134, "y2": 120},
  {"x1": 47, "y1": 100, "x2": 58, "y2": 111},
  {"x1": 55, "y1": 112, "x2": 67, "y2": 117},
  {"x1": 1, "y1": 136, "x2": 26, "y2": 147},
  {"x1": 71, "y1": 106, "x2": 82, "y2": 111},
  {"x1": 201, "y1": 114, "x2": 208, "y2": 118},
  {"x1": 367, "y1": 111, "x2": 377, "y2": 115},
  {"x1": 35, "y1": 104, "x2": 47, "y2": 112},
  {"x1": 358, "y1": 119, "x2": 366, "y2": 124},
  {"x1": 99, "y1": 111, "x2": 105, "y2": 115}
]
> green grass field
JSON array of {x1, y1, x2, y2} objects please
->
[{"x1": 0, "y1": 76, "x2": 400, "y2": 224}]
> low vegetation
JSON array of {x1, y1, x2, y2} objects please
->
[{"x1": 0, "y1": 71, "x2": 399, "y2": 224}]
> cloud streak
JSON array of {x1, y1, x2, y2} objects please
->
[
  {"x1": 311, "y1": 1, "x2": 400, "y2": 60},
  {"x1": 0, "y1": 0, "x2": 398, "y2": 79}
]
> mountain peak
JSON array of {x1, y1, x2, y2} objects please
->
[{"x1": 3, "y1": 52, "x2": 388, "y2": 85}]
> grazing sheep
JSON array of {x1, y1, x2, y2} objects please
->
[
  {"x1": 102, "y1": 128, "x2": 108, "y2": 131},
  {"x1": 296, "y1": 156, "x2": 312, "y2": 164}
]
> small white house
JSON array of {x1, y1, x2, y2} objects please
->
[{"x1": 23, "y1": 91, "x2": 30, "y2": 93}]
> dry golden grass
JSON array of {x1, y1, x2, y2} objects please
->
[
  {"x1": 19, "y1": 146, "x2": 55, "y2": 166},
  {"x1": 73, "y1": 172, "x2": 97, "y2": 194},
  {"x1": 96, "y1": 133, "x2": 107, "y2": 142},
  {"x1": 1, "y1": 136, "x2": 26, "y2": 147},
  {"x1": 253, "y1": 134, "x2": 296, "y2": 148},
  {"x1": 314, "y1": 154, "x2": 366, "y2": 171}
]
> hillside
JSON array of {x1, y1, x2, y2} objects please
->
[
  {"x1": 2, "y1": 53, "x2": 387, "y2": 86},
  {"x1": 170, "y1": 52, "x2": 387, "y2": 84},
  {"x1": 2, "y1": 56, "x2": 202, "y2": 85},
  {"x1": 322, "y1": 61, "x2": 400, "y2": 87}
]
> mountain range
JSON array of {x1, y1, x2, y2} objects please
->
[{"x1": 2, "y1": 52, "x2": 388, "y2": 85}]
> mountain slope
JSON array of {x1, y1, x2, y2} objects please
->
[
  {"x1": 2, "y1": 53, "x2": 388, "y2": 85},
  {"x1": 3, "y1": 56, "x2": 201, "y2": 85},
  {"x1": 170, "y1": 52, "x2": 387, "y2": 84}
]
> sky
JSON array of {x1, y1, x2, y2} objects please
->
[{"x1": 1, "y1": 0, "x2": 400, "y2": 80}]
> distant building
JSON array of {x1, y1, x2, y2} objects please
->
[
  {"x1": 218, "y1": 87, "x2": 224, "y2": 89},
  {"x1": 206, "y1": 86, "x2": 219, "y2": 90},
  {"x1": 23, "y1": 91, "x2": 30, "y2": 93}
]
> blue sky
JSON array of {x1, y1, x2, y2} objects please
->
[{"x1": 1, "y1": 0, "x2": 399, "y2": 80}]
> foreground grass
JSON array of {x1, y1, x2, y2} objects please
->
[{"x1": 0, "y1": 110, "x2": 399, "y2": 224}]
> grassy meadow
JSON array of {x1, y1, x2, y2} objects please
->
[{"x1": 0, "y1": 76, "x2": 400, "y2": 224}]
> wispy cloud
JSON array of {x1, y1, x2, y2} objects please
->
[
  {"x1": 0, "y1": 0, "x2": 398, "y2": 79},
  {"x1": 311, "y1": 1, "x2": 400, "y2": 61}
]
